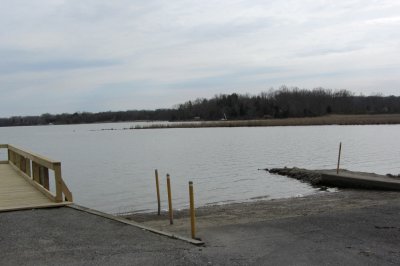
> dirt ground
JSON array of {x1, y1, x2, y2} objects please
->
[
  {"x1": 124, "y1": 189, "x2": 400, "y2": 237},
  {"x1": 3, "y1": 191, "x2": 400, "y2": 265}
]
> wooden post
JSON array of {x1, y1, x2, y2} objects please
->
[
  {"x1": 16, "y1": 154, "x2": 21, "y2": 170},
  {"x1": 11, "y1": 150, "x2": 16, "y2": 164},
  {"x1": 20, "y1": 157, "x2": 26, "y2": 172},
  {"x1": 54, "y1": 163, "x2": 63, "y2": 202},
  {"x1": 32, "y1": 162, "x2": 40, "y2": 182},
  {"x1": 9, "y1": 150, "x2": 14, "y2": 164},
  {"x1": 167, "y1": 174, "x2": 173, "y2": 225},
  {"x1": 189, "y1": 181, "x2": 196, "y2": 239},
  {"x1": 337, "y1": 142, "x2": 342, "y2": 174},
  {"x1": 25, "y1": 159, "x2": 31, "y2": 177},
  {"x1": 61, "y1": 178, "x2": 73, "y2": 202},
  {"x1": 40, "y1": 166, "x2": 50, "y2": 190},
  {"x1": 155, "y1": 169, "x2": 161, "y2": 215}
]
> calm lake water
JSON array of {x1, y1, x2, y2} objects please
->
[{"x1": 1, "y1": 123, "x2": 399, "y2": 214}]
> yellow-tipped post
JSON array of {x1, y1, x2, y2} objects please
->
[
  {"x1": 337, "y1": 142, "x2": 342, "y2": 174},
  {"x1": 155, "y1": 169, "x2": 161, "y2": 215},
  {"x1": 167, "y1": 174, "x2": 173, "y2": 225},
  {"x1": 189, "y1": 181, "x2": 196, "y2": 239}
]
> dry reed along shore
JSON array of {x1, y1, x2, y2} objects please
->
[{"x1": 135, "y1": 114, "x2": 400, "y2": 129}]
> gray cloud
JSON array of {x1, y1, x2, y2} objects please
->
[
  {"x1": 0, "y1": 0, "x2": 400, "y2": 116},
  {"x1": 0, "y1": 51, "x2": 120, "y2": 74},
  {"x1": 295, "y1": 45, "x2": 365, "y2": 57}
]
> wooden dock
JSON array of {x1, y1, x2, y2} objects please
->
[{"x1": 0, "y1": 144, "x2": 72, "y2": 212}]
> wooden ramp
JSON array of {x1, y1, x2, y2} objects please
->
[{"x1": 0, "y1": 144, "x2": 72, "y2": 212}]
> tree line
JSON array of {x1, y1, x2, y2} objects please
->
[{"x1": 1, "y1": 87, "x2": 400, "y2": 127}]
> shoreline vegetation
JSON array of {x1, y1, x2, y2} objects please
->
[
  {"x1": 134, "y1": 114, "x2": 400, "y2": 129},
  {"x1": 2, "y1": 87, "x2": 400, "y2": 127}
]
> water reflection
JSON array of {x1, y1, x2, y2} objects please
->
[{"x1": 1, "y1": 123, "x2": 399, "y2": 214}]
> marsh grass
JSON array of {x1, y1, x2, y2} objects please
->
[{"x1": 135, "y1": 114, "x2": 400, "y2": 129}]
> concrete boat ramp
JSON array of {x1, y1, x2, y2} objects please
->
[
  {"x1": 268, "y1": 167, "x2": 400, "y2": 190},
  {"x1": 320, "y1": 169, "x2": 400, "y2": 190}
]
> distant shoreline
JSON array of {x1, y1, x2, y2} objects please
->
[
  {"x1": 134, "y1": 114, "x2": 400, "y2": 129},
  {"x1": 3, "y1": 114, "x2": 400, "y2": 129}
]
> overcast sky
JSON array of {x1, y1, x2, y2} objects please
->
[{"x1": 1, "y1": 0, "x2": 399, "y2": 117}]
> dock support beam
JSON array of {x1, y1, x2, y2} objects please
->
[
  {"x1": 189, "y1": 181, "x2": 196, "y2": 239},
  {"x1": 155, "y1": 169, "x2": 161, "y2": 215},
  {"x1": 167, "y1": 174, "x2": 173, "y2": 225},
  {"x1": 54, "y1": 163, "x2": 63, "y2": 202},
  {"x1": 337, "y1": 142, "x2": 342, "y2": 174}
]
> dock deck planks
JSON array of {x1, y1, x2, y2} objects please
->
[{"x1": 0, "y1": 164, "x2": 68, "y2": 212}]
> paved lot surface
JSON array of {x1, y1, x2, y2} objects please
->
[
  {"x1": 1, "y1": 202, "x2": 400, "y2": 265},
  {"x1": 0, "y1": 207, "x2": 205, "y2": 265},
  {"x1": 199, "y1": 203, "x2": 400, "y2": 265}
]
